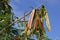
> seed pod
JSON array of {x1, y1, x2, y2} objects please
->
[
  {"x1": 45, "y1": 13, "x2": 51, "y2": 31},
  {"x1": 34, "y1": 18, "x2": 39, "y2": 27},
  {"x1": 27, "y1": 9, "x2": 35, "y2": 29},
  {"x1": 33, "y1": 13, "x2": 44, "y2": 31},
  {"x1": 23, "y1": 26, "x2": 27, "y2": 34},
  {"x1": 27, "y1": 30, "x2": 30, "y2": 36},
  {"x1": 39, "y1": 20, "x2": 44, "y2": 31}
]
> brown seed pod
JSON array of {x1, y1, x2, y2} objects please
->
[
  {"x1": 27, "y1": 9, "x2": 35, "y2": 30},
  {"x1": 39, "y1": 20, "x2": 44, "y2": 31},
  {"x1": 34, "y1": 18, "x2": 39, "y2": 27},
  {"x1": 32, "y1": 18, "x2": 39, "y2": 34},
  {"x1": 33, "y1": 15, "x2": 44, "y2": 34}
]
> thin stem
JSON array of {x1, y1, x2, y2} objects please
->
[{"x1": 0, "y1": 13, "x2": 30, "y2": 34}]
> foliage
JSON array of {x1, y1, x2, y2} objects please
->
[
  {"x1": 14, "y1": 5, "x2": 51, "y2": 40},
  {"x1": 0, "y1": 0, "x2": 19, "y2": 40},
  {"x1": 0, "y1": 0, "x2": 51, "y2": 40}
]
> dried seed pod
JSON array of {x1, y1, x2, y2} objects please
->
[
  {"x1": 39, "y1": 21, "x2": 44, "y2": 31},
  {"x1": 27, "y1": 30, "x2": 30, "y2": 36},
  {"x1": 34, "y1": 18, "x2": 39, "y2": 27},
  {"x1": 34, "y1": 14, "x2": 44, "y2": 30},
  {"x1": 32, "y1": 18, "x2": 38, "y2": 33},
  {"x1": 23, "y1": 27, "x2": 27, "y2": 34},
  {"x1": 27, "y1": 9, "x2": 35, "y2": 30},
  {"x1": 45, "y1": 13, "x2": 51, "y2": 31}
]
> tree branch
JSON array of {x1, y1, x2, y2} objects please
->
[{"x1": 0, "y1": 13, "x2": 30, "y2": 34}]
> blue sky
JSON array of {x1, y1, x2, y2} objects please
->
[{"x1": 10, "y1": 0, "x2": 60, "y2": 40}]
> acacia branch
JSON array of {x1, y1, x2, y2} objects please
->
[{"x1": 0, "y1": 13, "x2": 30, "y2": 34}]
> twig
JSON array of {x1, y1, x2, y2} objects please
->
[{"x1": 0, "y1": 13, "x2": 30, "y2": 34}]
